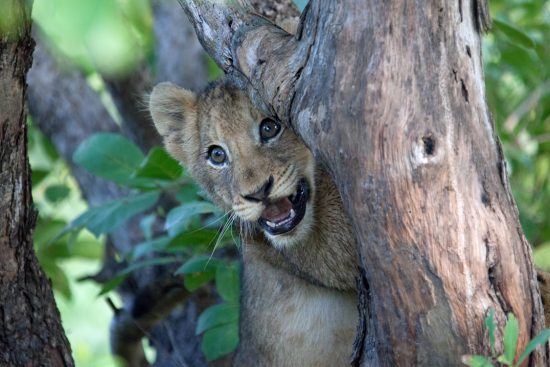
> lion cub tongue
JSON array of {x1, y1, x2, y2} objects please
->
[{"x1": 262, "y1": 198, "x2": 293, "y2": 223}]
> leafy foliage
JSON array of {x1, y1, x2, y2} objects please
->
[
  {"x1": 66, "y1": 191, "x2": 160, "y2": 236},
  {"x1": 69, "y1": 133, "x2": 239, "y2": 359},
  {"x1": 73, "y1": 133, "x2": 145, "y2": 186},
  {"x1": 484, "y1": 1, "x2": 550, "y2": 263},
  {"x1": 29, "y1": 120, "x2": 104, "y2": 301},
  {"x1": 32, "y1": 0, "x2": 153, "y2": 77},
  {"x1": 463, "y1": 310, "x2": 550, "y2": 366},
  {"x1": 30, "y1": 117, "x2": 239, "y2": 360}
]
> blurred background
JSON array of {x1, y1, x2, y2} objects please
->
[{"x1": 7, "y1": 0, "x2": 550, "y2": 366}]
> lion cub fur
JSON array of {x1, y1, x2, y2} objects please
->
[{"x1": 149, "y1": 77, "x2": 359, "y2": 366}]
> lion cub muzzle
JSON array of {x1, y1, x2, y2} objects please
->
[{"x1": 256, "y1": 178, "x2": 310, "y2": 236}]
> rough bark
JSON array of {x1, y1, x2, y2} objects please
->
[
  {"x1": 180, "y1": 0, "x2": 548, "y2": 366},
  {"x1": 0, "y1": 1, "x2": 73, "y2": 366}
]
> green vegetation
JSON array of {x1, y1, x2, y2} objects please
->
[
  {"x1": 25, "y1": 0, "x2": 550, "y2": 365},
  {"x1": 463, "y1": 309, "x2": 550, "y2": 367},
  {"x1": 69, "y1": 132, "x2": 240, "y2": 361},
  {"x1": 484, "y1": 1, "x2": 550, "y2": 263},
  {"x1": 33, "y1": 0, "x2": 153, "y2": 76}
]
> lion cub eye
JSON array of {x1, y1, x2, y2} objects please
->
[
  {"x1": 207, "y1": 145, "x2": 227, "y2": 166},
  {"x1": 259, "y1": 118, "x2": 281, "y2": 143}
]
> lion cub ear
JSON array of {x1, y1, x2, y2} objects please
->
[{"x1": 149, "y1": 82, "x2": 198, "y2": 166}]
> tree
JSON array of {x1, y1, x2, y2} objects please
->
[
  {"x1": 179, "y1": 0, "x2": 548, "y2": 365},
  {"x1": 0, "y1": 1, "x2": 73, "y2": 365}
]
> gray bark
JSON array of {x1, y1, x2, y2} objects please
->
[
  {"x1": 0, "y1": 1, "x2": 73, "y2": 365},
  {"x1": 179, "y1": 0, "x2": 548, "y2": 366},
  {"x1": 153, "y1": 0, "x2": 209, "y2": 91}
]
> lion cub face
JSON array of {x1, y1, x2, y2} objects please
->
[{"x1": 149, "y1": 80, "x2": 315, "y2": 248}]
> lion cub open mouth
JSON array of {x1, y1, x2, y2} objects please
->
[{"x1": 258, "y1": 179, "x2": 310, "y2": 236}]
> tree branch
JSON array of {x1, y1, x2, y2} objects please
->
[
  {"x1": 179, "y1": 0, "x2": 308, "y2": 121},
  {"x1": 109, "y1": 274, "x2": 190, "y2": 367},
  {"x1": 154, "y1": 0, "x2": 209, "y2": 91}
]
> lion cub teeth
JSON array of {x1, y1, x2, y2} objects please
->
[{"x1": 265, "y1": 209, "x2": 296, "y2": 228}]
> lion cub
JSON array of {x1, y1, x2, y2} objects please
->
[{"x1": 150, "y1": 77, "x2": 359, "y2": 366}]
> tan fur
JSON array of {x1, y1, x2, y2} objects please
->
[{"x1": 150, "y1": 78, "x2": 358, "y2": 366}]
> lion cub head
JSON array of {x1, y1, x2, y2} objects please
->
[{"x1": 149, "y1": 78, "x2": 315, "y2": 248}]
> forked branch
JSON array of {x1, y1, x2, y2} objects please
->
[{"x1": 178, "y1": 0, "x2": 311, "y2": 121}]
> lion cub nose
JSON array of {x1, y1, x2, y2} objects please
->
[{"x1": 243, "y1": 175, "x2": 274, "y2": 203}]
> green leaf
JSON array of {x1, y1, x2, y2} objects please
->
[
  {"x1": 133, "y1": 147, "x2": 183, "y2": 180},
  {"x1": 139, "y1": 213, "x2": 156, "y2": 241},
  {"x1": 485, "y1": 308, "x2": 496, "y2": 357},
  {"x1": 168, "y1": 230, "x2": 224, "y2": 251},
  {"x1": 34, "y1": 219, "x2": 74, "y2": 261},
  {"x1": 73, "y1": 133, "x2": 144, "y2": 185},
  {"x1": 498, "y1": 313, "x2": 519, "y2": 365},
  {"x1": 184, "y1": 271, "x2": 216, "y2": 291},
  {"x1": 68, "y1": 191, "x2": 159, "y2": 236},
  {"x1": 196, "y1": 303, "x2": 239, "y2": 335},
  {"x1": 177, "y1": 256, "x2": 221, "y2": 291},
  {"x1": 98, "y1": 272, "x2": 128, "y2": 296},
  {"x1": 131, "y1": 230, "x2": 228, "y2": 260},
  {"x1": 39, "y1": 240, "x2": 71, "y2": 259},
  {"x1": 117, "y1": 0, "x2": 153, "y2": 45},
  {"x1": 496, "y1": 356, "x2": 513, "y2": 366},
  {"x1": 35, "y1": 218, "x2": 103, "y2": 261},
  {"x1": 215, "y1": 262, "x2": 240, "y2": 303},
  {"x1": 42, "y1": 136, "x2": 60, "y2": 161},
  {"x1": 130, "y1": 236, "x2": 172, "y2": 260},
  {"x1": 201, "y1": 322, "x2": 239, "y2": 361},
  {"x1": 42, "y1": 260, "x2": 72, "y2": 300},
  {"x1": 34, "y1": 219, "x2": 67, "y2": 249},
  {"x1": 68, "y1": 234, "x2": 103, "y2": 260},
  {"x1": 45, "y1": 184, "x2": 70, "y2": 203},
  {"x1": 493, "y1": 19, "x2": 536, "y2": 50},
  {"x1": 175, "y1": 255, "x2": 221, "y2": 275},
  {"x1": 462, "y1": 355, "x2": 494, "y2": 367},
  {"x1": 498, "y1": 45, "x2": 538, "y2": 80},
  {"x1": 165, "y1": 202, "x2": 218, "y2": 237},
  {"x1": 175, "y1": 184, "x2": 200, "y2": 203},
  {"x1": 31, "y1": 169, "x2": 49, "y2": 186},
  {"x1": 516, "y1": 328, "x2": 550, "y2": 366}
]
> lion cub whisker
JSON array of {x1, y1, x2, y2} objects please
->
[{"x1": 208, "y1": 212, "x2": 237, "y2": 264}]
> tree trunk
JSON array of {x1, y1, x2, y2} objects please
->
[
  {"x1": 180, "y1": 0, "x2": 548, "y2": 365},
  {"x1": 0, "y1": 1, "x2": 73, "y2": 366}
]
